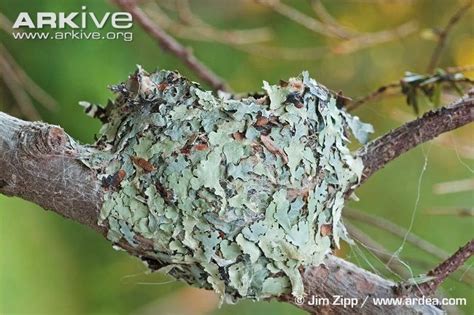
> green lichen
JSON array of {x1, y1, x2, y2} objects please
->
[{"x1": 81, "y1": 66, "x2": 373, "y2": 302}]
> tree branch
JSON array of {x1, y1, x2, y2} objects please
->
[
  {"x1": 280, "y1": 256, "x2": 442, "y2": 314},
  {"x1": 426, "y1": 1, "x2": 472, "y2": 73},
  {"x1": 0, "y1": 112, "x2": 102, "y2": 230},
  {"x1": 357, "y1": 89, "x2": 474, "y2": 183},
  {"x1": 113, "y1": 0, "x2": 228, "y2": 91},
  {"x1": 410, "y1": 239, "x2": 474, "y2": 296}
]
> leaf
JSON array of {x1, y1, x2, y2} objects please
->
[{"x1": 132, "y1": 156, "x2": 156, "y2": 172}]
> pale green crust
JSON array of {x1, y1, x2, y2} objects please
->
[{"x1": 81, "y1": 66, "x2": 373, "y2": 302}]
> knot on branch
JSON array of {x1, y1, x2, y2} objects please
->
[{"x1": 18, "y1": 124, "x2": 72, "y2": 157}]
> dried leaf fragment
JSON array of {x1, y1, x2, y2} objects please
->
[
  {"x1": 132, "y1": 156, "x2": 156, "y2": 172},
  {"x1": 102, "y1": 169, "x2": 126, "y2": 190},
  {"x1": 320, "y1": 224, "x2": 332, "y2": 236},
  {"x1": 260, "y1": 134, "x2": 288, "y2": 163}
]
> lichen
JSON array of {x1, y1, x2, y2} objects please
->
[{"x1": 81, "y1": 66, "x2": 373, "y2": 302}]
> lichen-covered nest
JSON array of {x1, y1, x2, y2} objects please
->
[{"x1": 81, "y1": 66, "x2": 373, "y2": 302}]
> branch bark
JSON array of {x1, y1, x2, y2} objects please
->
[
  {"x1": 281, "y1": 256, "x2": 442, "y2": 314},
  {"x1": 412, "y1": 239, "x2": 474, "y2": 296},
  {"x1": 113, "y1": 0, "x2": 228, "y2": 92},
  {"x1": 0, "y1": 113, "x2": 102, "y2": 230},
  {"x1": 357, "y1": 89, "x2": 474, "y2": 183},
  {"x1": 1, "y1": 90, "x2": 473, "y2": 313}
]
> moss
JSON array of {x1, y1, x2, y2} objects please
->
[{"x1": 81, "y1": 66, "x2": 373, "y2": 302}]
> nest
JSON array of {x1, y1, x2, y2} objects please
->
[{"x1": 81, "y1": 66, "x2": 373, "y2": 302}]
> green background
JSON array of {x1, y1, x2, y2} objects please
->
[{"x1": 0, "y1": 0, "x2": 472, "y2": 314}]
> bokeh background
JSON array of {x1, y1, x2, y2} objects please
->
[{"x1": 0, "y1": 0, "x2": 473, "y2": 314}]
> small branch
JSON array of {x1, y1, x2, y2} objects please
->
[
  {"x1": 331, "y1": 22, "x2": 417, "y2": 55},
  {"x1": 257, "y1": 0, "x2": 417, "y2": 54},
  {"x1": 113, "y1": 0, "x2": 228, "y2": 91},
  {"x1": 433, "y1": 178, "x2": 474, "y2": 194},
  {"x1": 0, "y1": 44, "x2": 56, "y2": 111},
  {"x1": 146, "y1": 0, "x2": 273, "y2": 45},
  {"x1": 409, "y1": 239, "x2": 474, "y2": 295},
  {"x1": 0, "y1": 51, "x2": 40, "y2": 120},
  {"x1": 357, "y1": 89, "x2": 474, "y2": 183},
  {"x1": 346, "y1": 222, "x2": 411, "y2": 279},
  {"x1": 347, "y1": 66, "x2": 474, "y2": 111},
  {"x1": 256, "y1": 0, "x2": 347, "y2": 39},
  {"x1": 345, "y1": 207, "x2": 474, "y2": 285},
  {"x1": 426, "y1": 1, "x2": 473, "y2": 73},
  {"x1": 425, "y1": 207, "x2": 474, "y2": 217},
  {"x1": 345, "y1": 208, "x2": 450, "y2": 261},
  {"x1": 347, "y1": 81, "x2": 400, "y2": 111},
  {"x1": 310, "y1": 0, "x2": 359, "y2": 39}
]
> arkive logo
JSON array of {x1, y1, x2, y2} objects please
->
[
  {"x1": 11, "y1": 6, "x2": 133, "y2": 42},
  {"x1": 12, "y1": 6, "x2": 133, "y2": 29}
]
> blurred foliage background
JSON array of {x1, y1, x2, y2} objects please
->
[{"x1": 0, "y1": 0, "x2": 472, "y2": 314}]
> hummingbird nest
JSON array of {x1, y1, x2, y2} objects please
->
[{"x1": 80, "y1": 66, "x2": 373, "y2": 302}]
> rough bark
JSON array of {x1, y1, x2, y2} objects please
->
[
  {"x1": 282, "y1": 256, "x2": 443, "y2": 314},
  {"x1": 0, "y1": 112, "x2": 102, "y2": 230},
  {"x1": 1, "y1": 90, "x2": 473, "y2": 314},
  {"x1": 357, "y1": 90, "x2": 474, "y2": 183}
]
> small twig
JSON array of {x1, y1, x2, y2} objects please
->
[
  {"x1": 446, "y1": 64, "x2": 474, "y2": 73},
  {"x1": 0, "y1": 51, "x2": 40, "y2": 120},
  {"x1": 256, "y1": 0, "x2": 347, "y2": 39},
  {"x1": 310, "y1": 0, "x2": 360, "y2": 39},
  {"x1": 425, "y1": 208, "x2": 474, "y2": 217},
  {"x1": 411, "y1": 239, "x2": 474, "y2": 295},
  {"x1": 257, "y1": 0, "x2": 418, "y2": 51},
  {"x1": 145, "y1": 1, "x2": 272, "y2": 45},
  {"x1": 347, "y1": 81, "x2": 401, "y2": 111},
  {"x1": 389, "y1": 108, "x2": 474, "y2": 159},
  {"x1": 433, "y1": 178, "x2": 474, "y2": 194},
  {"x1": 0, "y1": 17, "x2": 56, "y2": 114},
  {"x1": 345, "y1": 208, "x2": 450, "y2": 261},
  {"x1": 426, "y1": 1, "x2": 473, "y2": 73},
  {"x1": 332, "y1": 21, "x2": 418, "y2": 55},
  {"x1": 346, "y1": 222, "x2": 411, "y2": 279},
  {"x1": 347, "y1": 67, "x2": 474, "y2": 111},
  {"x1": 0, "y1": 44, "x2": 56, "y2": 110},
  {"x1": 345, "y1": 207, "x2": 474, "y2": 285},
  {"x1": 0, "y1": 12, "x2": 14, "y2": 33},
  {"x1": 113, "y1": 0, "x2": 229, "y2": 91}
]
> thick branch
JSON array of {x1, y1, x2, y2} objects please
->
[
  {"x1": 357, "y1": 90, "x2": 474, "y2": 183},
  {"x1": 280, "y1": 256, "x2": 442, "y2": 314},
  {"x1": 0, "y1": 112, "x2": 102, "y2": 230}
]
